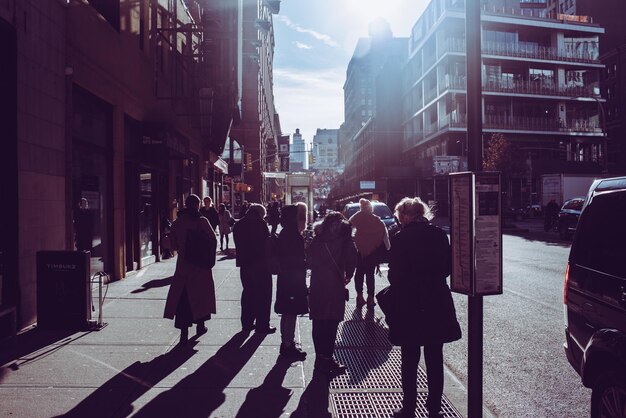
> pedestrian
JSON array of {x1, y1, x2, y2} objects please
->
[
  {"x1": 348, "y1": 198, "x2": 390, "y2": 307},
  {"x1": 218, "y1": 203, "x2": 233, "y2": 251},
  {"x1": 74, "y1": 198, "x2": 94, "y2": 252},
  {"x1": 161, "y1": 216, "x2": 173, "y2": 259},
  {"x1": 239, "y1": 200, "x2": 250, "y2": 218},
  {"x1": 274, "y1": 205, "x2": 308, "y2": 360},
  {"x1": 296, "y1": 201, "x2": 308, "y2": 234},
  {"x1": 163, "y1": 194, "x2": 217, "y2": 345},
  {"x1": 387, "y1": 197, "x2": 461, "y2": 418},
  {"x1": 307, "y1": 212, "x2": 357, "y2": 375},
  {"x1": 200, "y1": 196, "x2": 220, "y2": 234},
  {"x1": 232, "y1": 203, "x2": 276, "y2": 334},
  {"x1": 267, "y1": 201, "x2": 281, "y2": 235},
  {"x1": 544, "y1": 198, "x2": 559, "y2": 232}
]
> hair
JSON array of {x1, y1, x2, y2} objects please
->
[
  {"x1": 359, "y1": 198, "x2": 372, "y2": 212},
  {"x1": 280, "y1": 205, "x2": 298, "y2": 229},
  {"x1": 315, "y1": 211, "x2": 349, "y2": 236},
  {"x1": 219, "y1": 203, "x2": 226, "y2": 213},
  {"x1": 246, "y1": 203, "x2": 266, "y2": 219},
  {"x1": 203, "y1": 196, "x2": 213, "y2": 205},
  {"x1": 394, "y1": 197, "x2": 433, "y2": 222},
  {"x1": 185, "y1": 194, "x2": 201, "y2": 210}
]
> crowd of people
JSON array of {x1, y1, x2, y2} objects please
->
[{"x1": 161, "y1": 194, "x2": 461, "y2": 418}]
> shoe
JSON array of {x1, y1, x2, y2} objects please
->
[
  {"x1": 255, "y1": 326, "x2": 277, "y2": 334},
  {"x1": 392, "y1": 407, "x2": 416, "y2": 418},
  {"x1": 242, "y1": 323, "x2": 255, "y2": 332},
  {"x1": 196, "y1": 323, "x2": 208, "y2": 336},
  {"x1": 356, "y1": 293, "x2": 366, "y2": 305},
  {"x1": 315, "y1": 356, "x2": 346, "y2": 375},
  {"x1": 280, "y1": 343, "x2": 307, "y2": 360},
  {"x1": 366, "y1": 295, "x2": 376, "y2": 307}
]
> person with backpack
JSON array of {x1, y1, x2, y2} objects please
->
[
  {"x1": 273, "y1": 205, "x2": 308, "y2": 360},
  {"x1": 163, "y1": 194, "x2": 217, "y2": 345}
]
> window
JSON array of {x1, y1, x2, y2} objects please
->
[{"x1": 572, "y1": 191, "x2": 626, "y2": 278}]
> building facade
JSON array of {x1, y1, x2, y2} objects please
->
[
  {"x1": 228, "y1": 0, "x2": 280, "y2": 205},
  {"x1": 289, "y1": 128, "x2": 306, "y2": 171},
  {"x1": 311, "y1": 129, "x2": 339, "y2": 170},
  {"x1": 402, "y1": 0, "x2": 606, "y2": 210},
  {"x1": 0, "y1": 0, "x2": 243, "y2": 335}
]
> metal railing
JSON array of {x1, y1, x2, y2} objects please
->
[{"x1": 483, "y1": 80, "x2": 597, "y2": 98}]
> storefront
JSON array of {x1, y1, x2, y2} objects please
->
[{"x1": 71, "y1": 85, "x2": 113, "y2": 277}]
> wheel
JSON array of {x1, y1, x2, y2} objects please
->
[{"x1": 591, "y1": 372, "x2": 626, "y2": 418}]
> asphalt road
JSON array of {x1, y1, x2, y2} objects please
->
[{"x1": 444, "y1": 233, "x2": 591, "y2": 417}]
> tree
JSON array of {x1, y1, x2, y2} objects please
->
[{"x1": 482, "y1": 132, "x2": 524, "y2": 177}]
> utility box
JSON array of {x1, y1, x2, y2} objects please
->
[{"x1": 36, "y1": 251, "x2": 91, "y2": 330}]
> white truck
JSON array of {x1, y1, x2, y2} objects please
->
[{"x1": 541, "y1": 174, "x2": 600, "y2": 208}]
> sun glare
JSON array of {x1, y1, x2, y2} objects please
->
[{"x1": 344, "y1": 0, "x2": 395, "y2": 26}]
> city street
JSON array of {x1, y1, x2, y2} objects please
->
[{"x1": 443, "y1": 228, "x2": 591, "y2": 417}]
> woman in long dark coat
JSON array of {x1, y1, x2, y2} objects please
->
[
  {"x1": 164, "y1": 194, "x2": 217, "y2": 345},
  {"x1": 274, "y1": 205, "x2": 308, "y2": 360},
  {"x1": 387, "y1": 197, "x2": 461, "y2": 418},
  {"x1": 308, "y1": 212, "x2": 357, "y2": 374}
]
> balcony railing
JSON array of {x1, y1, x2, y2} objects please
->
[
  {"x1": 439, "y1": 38, "x2": 600, "y2": 64},
  {"x1": 483, "y1": 80, "x2": 598, "y2": 98},
  {"x1": 440, "y1": 75, "x2": 467, "y2": 91},
  {"x1": 483, "y1": 114, "x2": 601, "y2": 133}
]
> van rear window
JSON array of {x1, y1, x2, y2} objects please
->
[{"x1": 572, "y1": 191, "x2": 626, "y2": 279}]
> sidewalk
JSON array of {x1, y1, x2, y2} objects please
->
[{"x1": 0, "y1": 246, "x2": 483, "y2": 418}]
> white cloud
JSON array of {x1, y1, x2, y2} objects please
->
[
  {"x1": 274, "y1": 67, "x2": 345, "y2": 142},
  {"x1": 293, "y1": 41, "x2": 312, "y2": 50},
  {"x1": 277, "y1": 15, "x2": 340, "y2": 48}
]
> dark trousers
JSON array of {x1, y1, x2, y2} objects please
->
[
  {"x1": 174, "y1": 288, "x2": 210, "y2": 329},
  {"x1": 240, "y1": 265, "x2": 272, "y2": 330},
  {"x1": 354, "y1": 253, "x2": 376, "y2": 295},
  {"x1": 312, "y1": 319, "x2": 340, "y2": 357},
  {"x1": 400, "y1": 343, "x2": 444, "y2": 413}
]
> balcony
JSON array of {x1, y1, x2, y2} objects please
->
[
  {"x1": 439, "y1": 38, "x2": 600, "y2": 64},
  {"x1": 483, "y1": 114, "x2": 601, "y2": 133},
  {"x1": 483, "y1": 79, "x2": 598, "y2": 98},
  {"x1": 440, "y1": 75, "x2": 467, "y2": 92}
]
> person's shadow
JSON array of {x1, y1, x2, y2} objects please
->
[
  {"x1": 131, "y1": 330, "x2": 266, "y2": 417},
  {"x1": 56, "y1": 341, "x2": 199, "y2": 417},
  {"x1": 131, "y1": 276, "x2": 172, "y2": 294},
  {"x1": 235, "y1": 357, "x2": 294, "y2": 417},
  {"x1": 290, "y1": 368, "x2": 331, "y2": 418}
]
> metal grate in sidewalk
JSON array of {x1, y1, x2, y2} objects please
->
[
  {"x1": 335, "y1": 321, "x2": 392, "y2": 349},
  {"x1": 331, "y1": 392, "x2": 461, "y2": 418},
  {"x1": 331, "y1": 348, "x2": 428, "y2": 390}
]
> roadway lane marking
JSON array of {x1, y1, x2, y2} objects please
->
[{"x1": 506, "y1": 288, "x2": 560, "y2": 312}]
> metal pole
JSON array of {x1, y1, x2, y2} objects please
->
[
  {"x1": 593, "y1": 96, "x2": 608, "y2": 174},
  {"x1": 466, "y1": 0, "x2": 484, "y2": 417}
]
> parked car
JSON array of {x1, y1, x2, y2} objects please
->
[
  {"x1": 342, "y1": 201, "x2": 400, "y2": 236},
  {"x1": 563, "y1": 176, "x2": 626, "y2": 418},
  {"x1": 557, "y1": 196, "x2": 585, "y2": 240}
]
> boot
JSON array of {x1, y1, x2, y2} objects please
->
[
  {"x1": 196, "y1": 322, "x2": 208, "y2": 336},
  {"x1": 178, "y1": 328, "x2": 189, "y2": 345},
  {"x1": 280, "y1": 342, "x2": 307, "y2": 361},
  {"x1": 356, "y1": 292, "x2": 366, "y2": 305}
]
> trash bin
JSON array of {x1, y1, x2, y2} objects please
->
[{"x1": 36, "y1": 251, "x2": 91, "y2": 330}]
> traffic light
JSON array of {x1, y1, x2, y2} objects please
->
[
  {"x1": 309, "y1": 153, "x2": 316, "y2": 165},
  {"x1": 244, "y1": 152, "x2": 253, "y2": 172}
]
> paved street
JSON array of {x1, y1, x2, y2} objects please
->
[{"x1": 444, "y1": 220, "x2": 592, "y2": 417}]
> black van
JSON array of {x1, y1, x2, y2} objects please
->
[{"x1": 563, "y1": 176, "x2": 626, "y2": 417}]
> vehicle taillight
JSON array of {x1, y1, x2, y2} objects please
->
[{"x1": 564, "y1": 262, "x2": 570, "y2": 304}]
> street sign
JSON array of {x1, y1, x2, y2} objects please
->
[{"x1": 450, "y1": 172, "x2": 503, "y2": 296}]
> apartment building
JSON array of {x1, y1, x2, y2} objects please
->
[
  {"x1": 311, "y1": 129, "x2": 339, "y2": 170},
  {"x1": 403, "y1": 0, "x2": 606, "y2": 209}
]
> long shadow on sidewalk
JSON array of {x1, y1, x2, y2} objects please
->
[
  {"x1": 56, "y1": 342, "x2": 199, "y2": 418},
  {"x1": 131, "y1": 330, "x2": 266, "y2": 417},
  {"x1": 131, "y1": 276, "x2": 173, "y2": 294},
  {"x1": 235, "y1": 357, "x2": 293, "y2": 418},
  {"x1": 290, "y1": 369, "x2": 331, "y2": 418}
]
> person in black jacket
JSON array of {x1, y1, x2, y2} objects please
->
[
  {"x1": 274, "y1": 205, "x2": 308, "y2": 360},
  {"x1": 232, "y1": 203, "x2": 276, "y2": 334},
  {"x1": 387, "y1": 197, "x2": 461, "y2": 418},
  {"x1": 200, "y1": 196, "x2": 220, "y2": 233}
]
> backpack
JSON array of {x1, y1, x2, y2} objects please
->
[{"x1": 265, "y1": 233, "x2": 281, "y2": 275}]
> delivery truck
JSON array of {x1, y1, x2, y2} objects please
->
[{"x1": 540, "y1": 174, "x2": 600, "y2": 208}]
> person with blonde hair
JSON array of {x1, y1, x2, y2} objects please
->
[
  {"x1": 349, "y1": 198, "x2": 390, "y2": 307},
  {"x1": 387, "y1": 197, "x2": 461, "y2": 417}
]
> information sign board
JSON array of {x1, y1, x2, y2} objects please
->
[{"x1": 449, "y1": 172, "x2": 503, "y2": 296}]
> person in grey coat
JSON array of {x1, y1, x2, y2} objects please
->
[
  {"x1": 307, "y1": 212, "x2": 357, "y2": 374},
  {"x1": 387, "y1": 197, "x2": 461, "y2": 418}
]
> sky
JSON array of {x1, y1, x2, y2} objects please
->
[{"x1": 273, "y1": 0, "x2": 429, "y2": 143}]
